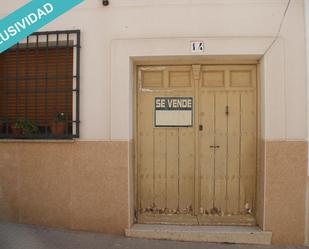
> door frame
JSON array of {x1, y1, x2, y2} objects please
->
[{"x1": 132, "y1": 58, "x2": 261, "y2": 225}]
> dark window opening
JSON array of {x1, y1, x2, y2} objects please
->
[{"x1": 0, "y1": 30, "x2": 80, "y2": 139}]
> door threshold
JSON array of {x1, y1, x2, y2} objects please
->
[
  {"x1": 138, "y1": 213, "x2": 256, "y2": 226},
  {"x1": 125, "y1": 224, "x2": 272, "y2": 245}
]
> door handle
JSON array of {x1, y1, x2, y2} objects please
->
[{"x1": 210, "y1": 145, "x2": 220, "y2": 148}]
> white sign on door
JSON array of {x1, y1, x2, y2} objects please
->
[
  {"x1": 191, "y1": 41, "x2": 204, "y2": 53},
  {"x1": 154, "y1": 97, "x2": 193, "y2": 127}
]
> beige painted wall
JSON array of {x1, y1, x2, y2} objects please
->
[
  {"x1": 306, "y1": 177, "x2": 309, "y2": 245},
  {"x1": 263, "y1": 141, "x2": 307, "y2": 244}
]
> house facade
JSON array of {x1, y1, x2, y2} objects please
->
[{"x1": 0, "y1": 0, "x2": 309, "y2": 245}]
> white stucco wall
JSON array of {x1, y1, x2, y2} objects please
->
[
  {"x1": 0, "y1": 0, "x2": 307, "y2": 141},
  {"x1": 305, "y1": 0, "x2": 309, "y2": 168}
]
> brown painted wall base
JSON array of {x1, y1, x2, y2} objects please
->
[
  {"x1": 0, "y1": 141, "x2": 129, "y2": 234},
  {"x1": 264, "y1": 140, "x2": 307, "y2": 245},
  {"x1": 306, "y1": 177, "x2": 309, "y2": 245}
]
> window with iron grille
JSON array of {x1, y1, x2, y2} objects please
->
[{"x1": 0, "y1": 30, "x2": 80, "y2": 139}]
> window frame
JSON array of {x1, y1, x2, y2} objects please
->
[{"x1": 0, "y1": 30, "x2": 81, "y2": 140}]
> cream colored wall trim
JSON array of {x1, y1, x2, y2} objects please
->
[
  {"x1": 110, "y1": 36, "x2": 283, "y2": 229},
  {"x1": 111, "y1": 35, "x2": 304, "y2": 141},
  {"x1": 110, "y1": 37, "x2": 273, "y2": 140},
  {"x1": 260, "y1": 38, "x2": 286, "y2": 140}
]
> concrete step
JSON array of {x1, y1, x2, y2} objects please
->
[{"x1": 125, "y1": 224, "x2": 272, "y2": 245}]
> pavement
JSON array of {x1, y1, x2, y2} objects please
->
[{"x1": 0, "y1": 222, "x2": 308, "y2": 249}]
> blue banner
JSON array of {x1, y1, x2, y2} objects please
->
[{"x1": 0, "y1": 0, "x2": 84, "y2": 53}]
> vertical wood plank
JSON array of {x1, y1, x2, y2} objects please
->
[
  {"x1": 199, "y1": 91, "x2": 215, "y2": 213},
  {"x1": 193, "y1": 65, "x2": 201, "y2": 215},
  {"x1": 139, "y1": 92, "x2": 154, "y2": 209},
  {"x1": 179, "y1": 127, "x2": 195, "y2": 211},
  {"x1": 166, "y1": 129, "x2": 179, "y2": 210},
  {"x1": 240, "y1": 90, "x2": 257, "y2": 213},
  {"x1": 154, "y1": 128, "x2": 167, "y2": 209},
  {"x1": 227, "y1": 91, "x2": 241, "y2": 214},
  {"x1": 214, "y1": 92, "x2": 228, "y2": 213}
]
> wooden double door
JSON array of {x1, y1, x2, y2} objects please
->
[{"x1": 136, "y1": 64, "x2": 257, "y2": 226}]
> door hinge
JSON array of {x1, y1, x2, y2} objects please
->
[
  {"x1": 225, "y1": 105, "x2": 229, "y2": 115},
  {"x1": 210, "y1": 145, "x2": 220, "y2": 149}
]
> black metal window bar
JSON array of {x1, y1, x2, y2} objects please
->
[{"x1": 0, "y1": 30, "x2": 80, "y2": 139}]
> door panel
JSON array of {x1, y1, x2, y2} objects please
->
[
  {"x1": 136, "y1": 64, "x2": 257, "y2": 226},
  {"x1": 198, "y1": 65, "x2": 257, "y2": 225},
  {"x1": 137, "y1": 66, "x2": 196, "y2": 224}
]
